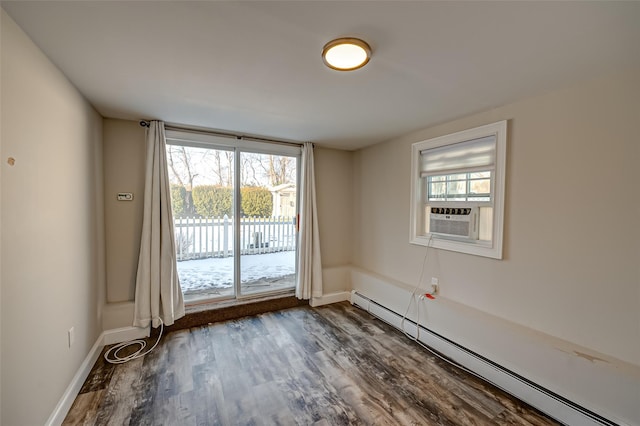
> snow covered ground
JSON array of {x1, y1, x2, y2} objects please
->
[{"x1": 177, "y1": 250, "x2": 296, "y2": 294}]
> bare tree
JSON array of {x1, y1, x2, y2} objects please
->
[
  {"x1": 212, "y1": 151, "x2": 224, "y2": 186},
  {"x1": 258, "y1": 155, "x2": 295, "y2": 186},
  {"x1": 207, "y1": 150, "x2": 235, "y2": 187},
  {"x1": 241, "y1": 153, "x2": 261, "y2": 186},
  {"x1": 225, "y1": 151, "x2": 234, "y2": 186},
  {"x1": 167, "y1": 145, "x2": 204, "y2": 216}
]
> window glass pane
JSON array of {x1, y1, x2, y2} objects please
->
[
  {"x1": 166, "y1": 144, "x2": 236, "y2": 303},
  {"x1": 448, "y1": 174, "x2": 467, "y2": 181},
  {"x1": 240, "y1": 152, "x2": 297, "y2": 297},
  {"x1": 470, "y1": 179, "x2": 491, "y2": 194},
  {"x1": 447, "y1": 181, "x2": 466, "y2": 195},
  {"x1": 427, "y1": 170, "x2": 493, "y2": 202},
  {"x1": 470, "y1": 171, "x2": 491, "y2": 179},
  {"x1": 429, "y1": 182, "x2": 446, "y2": 197}
]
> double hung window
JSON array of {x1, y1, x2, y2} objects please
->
[{"x1": 410, "y1": 121, "x2": 507, "y2": 259}]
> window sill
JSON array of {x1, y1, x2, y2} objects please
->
[{"x1": 411, "y1": 234, "x2": 502, "y2": 259}]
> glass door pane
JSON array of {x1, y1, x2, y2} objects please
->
[
  {"x1": 239, "y1": 152, "x2": 297, "y2": 297},
  {"x1": 166, "y1": 144, "x2": 236, "y2": 303}
]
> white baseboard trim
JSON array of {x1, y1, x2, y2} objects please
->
[
  {"x1": 46, "y1": 325, "x2": 150, "y2": 426},
  {"x1": 351, "y1": 290, "x2": 625, "y2": 426},
  {"x1": 45, "y1": 335, "x2": 104, "y2": 426},
  {"x1": 103, "y1": 325, "x2": 150, "y2": 346},
  {"x1": 310, "y1": 291, "x2": 350, "y2": 307}
]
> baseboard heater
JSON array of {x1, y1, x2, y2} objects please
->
[{"x1": 350, "y1": 291, "x2": 620, "y2": 426}]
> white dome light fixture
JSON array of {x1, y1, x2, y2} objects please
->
[{"x1": 322, "y1": 38, "x2": 371, "y2": 71}]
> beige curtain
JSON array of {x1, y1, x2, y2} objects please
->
[
  {"x1": 296, "y1": 142, "x2": 323, "y2": 301},
  {"x1": 134, "y1": 121, "x2": 185, "y2": 328}
]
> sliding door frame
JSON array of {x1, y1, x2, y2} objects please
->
[{"x1": 165, "y1": 129, "x2": 301, "y2": 304}]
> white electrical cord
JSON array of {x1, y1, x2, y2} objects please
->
[
  {"x1": 400, "y1": 235, "x2": 432, "y2": 342},
  {"x1": 400, "y1": 237, "x2": 487, "y2": 381},
  {"x1": 103, "y1": 318, "x2": 164, "y2": 364}
]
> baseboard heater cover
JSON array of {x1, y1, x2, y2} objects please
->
[{"x1": 350, "y1": 291, "x2": 620, "y2": 426}]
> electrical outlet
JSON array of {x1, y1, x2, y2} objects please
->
[
  {"x1": 68, "y1": 327, "x2": 75, "y2": 348},
  {"x1": 430, "y1": 277, "x2": 439, "y2": 295}
]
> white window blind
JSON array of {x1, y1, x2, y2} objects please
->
[{"x1": 420, "y1": 135, "x2": 496, "y2": 176}]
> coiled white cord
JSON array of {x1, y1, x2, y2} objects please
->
[{"x1": 103, "y1": 318, "x2": 164, "y2": 364}]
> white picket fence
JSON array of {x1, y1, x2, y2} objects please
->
[{"x1": 174, "y1": 215, "x2": 296, "y2": 261}]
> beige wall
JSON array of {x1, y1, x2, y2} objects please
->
[
  {"x1": 314, "y1": 147, "x2": 353, "y2": 267},
  {"x1": 1, "y1": 9, "x2": 105, "y2": 425},
  {"x1": 352, "y1": 68, "x2": 640, "y2": 366},
  {"x1": 103, "y1": 119, "x2": 146, "y2": 303},
  {"x1": 314, "y1": 147, "x2": 353, "y2": 295}
]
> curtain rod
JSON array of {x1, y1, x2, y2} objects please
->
[{"x1": 139, "y1": 120, "x2": 304, "y2": 148}]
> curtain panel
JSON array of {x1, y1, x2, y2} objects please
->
[
  {"x1": 296, "y1": 142, "x2": 323, "y2": 301},
  {"x1": 134, "y1": 121, "x2": 185, "y2": 328}
]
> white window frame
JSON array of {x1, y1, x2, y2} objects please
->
[{"x1": 410, "y1": 121, "x2": 507, "y2": 259}]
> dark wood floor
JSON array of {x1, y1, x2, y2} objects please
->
[{"x1": 64, "y1": 302, "x2": 559, "y2": 425}]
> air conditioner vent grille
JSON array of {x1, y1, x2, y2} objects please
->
[{"x1": 429, "y1": 206, "x2": 478, "y2": 239}]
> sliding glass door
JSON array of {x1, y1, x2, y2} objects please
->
[
  {"x1": 165, "y1": 134, "x2": 299, "y2": 304},
  {"x1": 239, "y1": 151, "x2": 297, "y2": 297}
]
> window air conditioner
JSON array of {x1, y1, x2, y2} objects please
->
[{"x1": 429, "y1": 206, "x2": 479, "y2": 240}]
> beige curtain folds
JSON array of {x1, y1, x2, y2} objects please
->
[
  {"x1": 134, "y1": 121, "x2": 185, "y2": 328},
  {"x1": 296, "y1": 142, "x2": 323, "y2": 301}
]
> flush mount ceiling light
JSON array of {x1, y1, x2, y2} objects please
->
[{"x1": 322, "y1": 38, "x2": 371, "y2": 71}]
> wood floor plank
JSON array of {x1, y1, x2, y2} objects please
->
[
  {"x1": 92, "y1": 356, "x2": 145, "y2": 426},
  {"x1": 62, "y1": 390, "x2": 105, "y2": 426},
  {"x1": 65, "y1": 302, "x2": 559, "y2": 426},
  {"x1": 78, "y1": 350, "x2": 116, "y2": 394}
]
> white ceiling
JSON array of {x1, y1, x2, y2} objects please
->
[{"x1": 3, "y1": 1, "x2": 640, "y2": 150}]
